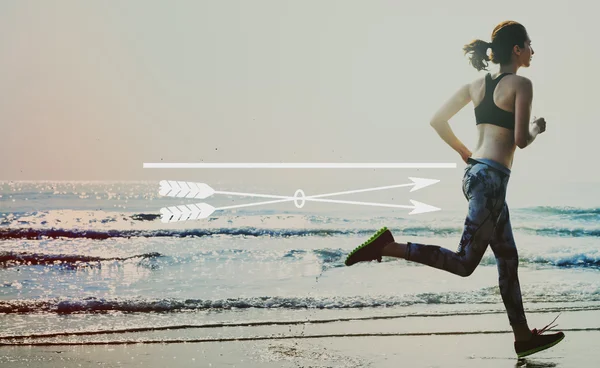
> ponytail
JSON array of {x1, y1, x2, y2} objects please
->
[{"x1": 463, "y1": 39, "x2": 492, "y2": 71}]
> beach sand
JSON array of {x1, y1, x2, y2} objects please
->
[{"x1": 1, "y1": 308, "x2": 598, "y2": 367}]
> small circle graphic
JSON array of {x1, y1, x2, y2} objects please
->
[{"x1": 293, "y1": 189, "x2": 306, "y2": 208}]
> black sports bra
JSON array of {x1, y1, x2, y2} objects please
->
[{"x1": 474, "y1": 73, "x2": 515, "y2": 130}]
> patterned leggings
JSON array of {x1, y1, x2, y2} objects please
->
[{"x1": 406, "y1": 158, "x2": 527, "y2": 326}]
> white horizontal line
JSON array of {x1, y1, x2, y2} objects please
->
[{"x1": 143, "y1": 163, "x2": 457, "y2": 169}]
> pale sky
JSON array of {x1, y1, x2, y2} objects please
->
[{"x1": 1, "y1": 1, "x2": 598, "y2": 189}]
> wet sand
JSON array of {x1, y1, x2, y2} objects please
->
[{"x1": 1, "y1": 308, "x2": 598, "y2": 367}]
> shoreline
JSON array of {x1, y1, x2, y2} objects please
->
[
  {"x1": 1, "y1": 330, "x2": 596, "y2": 368},
  {"x1": 2, "y1": 308, "x2": 599, "y2": 367}
]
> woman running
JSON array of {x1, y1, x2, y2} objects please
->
[{"x1": 344, "y1": 20, "x2": 565, "y2": 358}]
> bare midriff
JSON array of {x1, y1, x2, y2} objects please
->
[{"x1": 471, "y1": 123, "x2": 516, "y2": 169}]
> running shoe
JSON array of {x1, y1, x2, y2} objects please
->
[
  {"x1": 345, "y1": 227, "x2": 394, "y2": 266},
  {"x1": 514, "y1": 314, "x2": 565, "y2": 358}
]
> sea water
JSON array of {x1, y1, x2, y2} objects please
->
[{"x1": 1, "y1": 180, "x2": 599, "y2": 344}]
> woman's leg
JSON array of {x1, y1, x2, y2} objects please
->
[
  {"x1": 489, "y1": 202, "x2": 531, "y2": 341},
  {"x1": 383, "y1": 164, "x2": 507, "y2": 277}
]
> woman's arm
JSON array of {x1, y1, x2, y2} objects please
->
[
  {"x1": 514, "y1": 77, "x2": 545, "y2": 148},
  {"x1": 429, "y1": 84, "x2": 473, "y2": 163}
]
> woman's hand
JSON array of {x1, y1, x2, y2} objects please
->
[
  {"x1": 460, "y1": 148, "x2": 472, "y2": 164},
  {"x1": 531, "y1": 116, "x2": 546, "y2": 134}
]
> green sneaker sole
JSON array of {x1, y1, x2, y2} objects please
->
[{"x1": 344, "y1": 227, "x2": 390, "y2": 266}]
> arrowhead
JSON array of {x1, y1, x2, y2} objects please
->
[
  {"x1": 408, "y1": 200, "x2": 441, "y2": 215},
  {"x1": 408, "y1": 177, "x2": 440, "y2": 192}
]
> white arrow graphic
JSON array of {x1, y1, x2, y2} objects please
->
[
  {"x1": 145, "y1": 162, "x2": 456, "y2": 169},
  {"x1": 407, "y1": 200, "x2": 441, "y2": 215},
  {"x1": 157, "y1": 178, "x2": 442, "y2": 222},
  {"x1": 158, "y1": 177, "x2": 439, "y2": 200},
  {"x1": 159, "y1": 181, "x2": 215, "y2": 199},
  {"x1": 160, "y1": 203, "x2": 216, "y2": 223},
  {"x1": 159, "y1": 198, "x2": 439, "y2": 222},
  {"x1": 214, "y1": 197, "x2": 440, "y2": 214},
  {"x1": 407, "y1": 177, "x2": 440, "y2": 192}
]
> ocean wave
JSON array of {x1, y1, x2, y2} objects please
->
[
  {"x1": 520, "y1": 227, "x2": 600, "y2": 237},
  {"x1": 524, "y1": 254, "x2": 600, "y2": 268},
  {"x1": 2, "y1": 225, "x2": 599, "y2": 240},
  {"x1": 0, "y1": 227, "x2": 458, "y2": 240},
  {"x1": 477, "y1": 253, "x2": 600, "y2": 269},
  {"x1": 2, "y1": 247, "x2": 599, "y2": 270},
  {"x1": 0, "y1": 228, "x2": 365, "y2": 240},
  {"x1": 0, "y1": 251, "x2": 162, "y2": 266},
  {"x1": 521, "y1": 206, "x2": 600, "y2": 216},
  {"x1": 2, "y1": 207, "x2": 600, "y2": 240},
  {"x1": 293, "y1": 249, "x2": 600, "y2": 270},
  {"x1": 2, "y1": 291, "x2": 600, "y2": 314}
]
